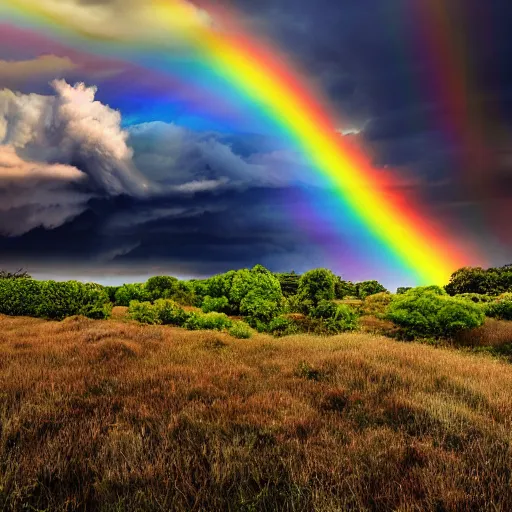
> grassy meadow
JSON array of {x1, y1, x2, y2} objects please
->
[{"x1": 1, "y1": 308, "x2": 511, "y2": 511}]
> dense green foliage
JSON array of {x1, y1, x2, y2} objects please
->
[
  {"x1": 128, "y1": 301, "x2": 160, "y2": 325},
  {"x1": 297, "y1": 268, "x2": 336, "y2": 311},
  {"x1": 201, "y1": 295, "x2": 230, "y2": 314},
  {"x1": 0, "y1": 279, "x2": 111, "y2": 320},
  {"x1": 154, "y1": 299, "x2": 189, "y2": 326},
  {"x1": 115, "y1": 283, "x2": 150, "y2": 306},
  {"x1": 386, "y1": 287, "x2": 485, "y2": 339},
  {"x1": 309, "y1": 300, "x2": 359, "y2": 333},
  {"x1": 445, "y1": 265, "x2": 512, "y2": 295},
  {"x1": 184, "y1": 312, "x2": 233, "y2": 331},
  {"x1": 228, "y1": 321, "x2": 253, "y2": 339},
  {"x1": 146, "y1": 276, "x2": 180, "y2": 300},
  {"x1": 485, "y1": 294, "x2": 512, "y2": 321},
  {"x1": 0, "y1": 278, "x2": 41, "y2": 317}
]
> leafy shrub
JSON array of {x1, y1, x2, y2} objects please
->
[
  {"x1": 36, "y1": 281, "x2": 111, "y2": 320},
  {"x1": 128, "y1": 301, "x2": 160, "y2": 325},
  {"x1": 0, "y1": 278, "x2": 42, "y2": 317},
  {"x1": 297, "y1": 268, "x2": 336, "y2": 312},
  {"x1": 309, "y1": 300, "x2": 339, "y2": 319},
  {"x1": 268, "y1": 316, "x2": 301, "y2": 336},
  {"x1": 206, "y1": 270, "x2": 237, "y2": 299},
  {"x1": 396, "y1": 287, "x2": 412, "y2": 295},
  {"x1": 281, "y1": 294, "x2": 302, "y2": 314},
  {"x1": 386, "y1": 287, "x2": 485, "y2": 339},
  {"x1": 153, "y1": 299, "x2": 189, "y2": 326},
  {"x1": 115, "y1": 283, "x2": 150, "y2": 306},
  {"x1": 240, "y1": 292, "x2": 281, "y2": 324},
  {"x1": 308, "y1": 300, "x2": 358, "y2": 333},
  {"x1": 0, "y1": 279, "x2": 111, "y2": 320},
  {"x1": 184, "y1": 312, "x2": 232, "y2": 331},
  {"x1": 485, "y1": 296, "x2": 512, "y2": 321},
  {"x1": 201, "y1": 295, "x2": 230, "y2": 314},
  {"x1": 356, "y1": 280, "x2": 388, "y2": 299},
  {"x1": 228, "y1": 321, "x2": 253, "y2": 339}
]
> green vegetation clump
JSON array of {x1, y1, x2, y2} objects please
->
[
  {"x1": 386, "y1": 286, "x2": 485, "y2": 339},
  {"x1": 154, "y1": 299, "x2": 189, "y2": 326},
  {"x1": 268, "y1": 316, "x2": 301, "y2": 336},
  {"x1": 184, "y1": 312, "x2": 233, "y2": 331},
  {"x1": 445, "y1": 265, "x2": 512, "y2": 295},
  {"x1": 201, "y1": 295, "x2": 230, "y2": 314},
  {"x1": 297, "y1": 268, "x2": 336, "y2": 312},
  {"x1": 0, "y1": 279, "x2": 111, "y2": 320},
  {"x1": 228, "y1": 321, "x2": 253, "y2": 339},
  {"x1": 115, "y1": 283, "x2": 150, "y2": 306},
  {"x1": 485, "y1": 294, "x2": 512, "y2": 321},
  {"x1": 0, "y1": 278, "x2": 42, "y2": 317},
  {"x1": 309, "y1": 300, "x2": 359, "y2": 333},
  {"x1": 128, "y1": 301, "x2": 160, "y2": 325}
]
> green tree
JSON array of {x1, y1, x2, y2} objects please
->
[
  {"x1": 297, "y1": 268, "x2": 336, "y2": 312},
  {"x1": 230, "y1": 265, "x2": 282, "y2": 316},
  {"x1": 145, "y1": 276, "x2": 180, "y2": 300}
]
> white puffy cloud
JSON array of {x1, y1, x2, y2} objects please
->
[
  {"x1": 0, "y1": 145, "x2": 91, "y2": 235},
  {"x1": 0, "y1": 79, "x2": 150, "y2": 196},
  {"x1": 0, "y1": 80, "x2": 154, "y2": 235}
]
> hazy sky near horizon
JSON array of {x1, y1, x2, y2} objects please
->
[{"x1": 0, "y1": 0, "x2": 511, "y2": 289}]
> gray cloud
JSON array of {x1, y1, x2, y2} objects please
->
[{"x1": 0, "y1": 145, "x2": 91, "y2": 235}]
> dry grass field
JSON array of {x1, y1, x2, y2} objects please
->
[{"x1": 1, "y1": 309, "x2": 512, "y2": 511}]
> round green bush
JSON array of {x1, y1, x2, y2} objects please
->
[
  {"x1": 228, "y1": 321, "x2": 253, "y2": 339},
  {"x1": 153, "y1": 299, "x2": 189, "y2": 326},
  {"x1": 128, "y1": 301, "x2": 160, "y2": 325},
  {"x1": 386, "y1": 287, "x2": 485, "y2": 339},
  {"x1": 184, "y1": 312, "x2": 233, "y2": 331}
]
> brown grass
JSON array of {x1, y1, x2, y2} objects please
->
[
  {"x1": 454, "y1": 318, "x2": 512, "y2": 347},
  {"x1": 1, "y1": 313, "x2": 512, "y2": 511}
]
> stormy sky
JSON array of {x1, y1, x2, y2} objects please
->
[{"x1": 0, "y1": 0, "x2": 511, "y2": 288}]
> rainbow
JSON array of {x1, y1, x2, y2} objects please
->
[{"x1": 1, "y1": 0, "x2": 481, "y2": 284}]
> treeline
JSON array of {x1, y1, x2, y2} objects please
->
[{"x1": 0, "y1": 264, "x2": 510, "y2": 339}]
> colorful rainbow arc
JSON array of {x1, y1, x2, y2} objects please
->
[{"x1": 2, "y1": 0, "x2": 481, "y2": 284}]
